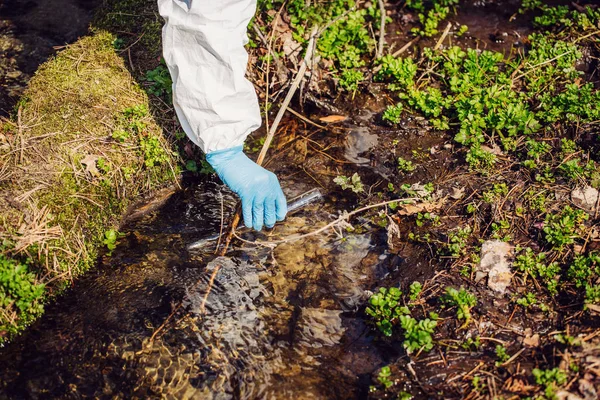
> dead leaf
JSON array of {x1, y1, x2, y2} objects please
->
[
  {"x1": 319, "y1": 115, "x2": 348, "y2": 123},
  {"x1": 450, "y1": 187, "x2": 465, "y2": 200},
  {"x1": 481, "y1": 144, "x2": 504, "y2": 156},
  {"x1": 397, "y1": 198, "x2": 446, "y2": 216},
  {"x1": 556, "y1": 390, "x2": 584, "y2": 400},
  {"x1": 387, "y1": 217, "x2": 400, "y2": 249},
  {"x1": 578, "y1": 378, "x2": 597, "y2": 400},
  {"x1": 523, "y1": 333, "x2": 540, "y2": 348},
  {"x1": 81, "y1": 154, "x2": 100, "y2": 177},
  {"x1": 585, "y1": 304, "x2": 600, "y2": 314}
]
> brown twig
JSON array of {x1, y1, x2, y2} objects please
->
[
  {"x1": 434, "y1": 22, "x2": 452, "y2": 51},
  {"x1": 233, "y1": 197, "x2": 418, "y2": 247}
]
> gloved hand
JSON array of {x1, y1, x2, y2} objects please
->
[{"x1": 206, "y1": 145, "x2": 287, "y2": 231}]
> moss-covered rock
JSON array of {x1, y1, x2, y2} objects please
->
[{"x1": 0, "y1": 31, "x2": 179, "y2": 341}]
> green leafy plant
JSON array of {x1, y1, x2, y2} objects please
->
[
  {"x1": 516, "y1": 292, "x2": 537, "y2": 309},
  {"x1": 103, "y1": 229, "x2": 123, "y2": 256},
  {"x1": 145, "y1": 63, "x2": 173, "y2": 100},
  {"x1": 399, "y1": 314, "x2": 437, "y2": 353},
  {"x1": 532, "y1": 368, "x2": 567, "y2": 399},
  {"x1": 442, "y1": 287, "x2": 477, "y2": 327},
  {"x1": 513, "y1": 247, "x2": 560, "y2": 294},
  {"x1": 567, "y1": 253, "x2": 600, "y2": 288},
  {"x1": 97, "y1": 157, "x2": 111, "y2": 174},
  {"x1": 409, "y1": 281, "x2": 422, "y2": 302},
  {"x1": 382, "y1": 103, "x2": 404, "y2": 124},
  {"x1": 377, "y1": 365, "x2": 393, "y2": 389},
  {"x1": 444, "y1": 226, "x2": 472, "y2": 257},
  {"x1": 365, "y1": 287, "x2": 408, "y2": 336},
  {"x1": 482, "y1": 183, "x2": 508, "y2": 203},
  {"x1": 543, "y1": 206, "x2": 588, "y2": 251},
  {"x1": 366, "y1": 287, "x2": 437, "y2": 352},
  {"x1": 462, "y1": 336, "x2": 481, "y2": 351},
  {"x1": 334, "y1": 173, "x2": 365, "y2": 193},
  {"x1": 376, "y1": 55, "x2": 418, "y2": 87},
  {"x1": 584, "y1": 284, "x2": 600, "y2": 310},
  {"x1": 416, "y1": 212, "x2": 440, "y2": 227},
  {"x1": 0, "y1": 255, "x2": 45, "y2": 337},
  {"x1": 111, "y1": 129, "x2": 129, "y2": 143},
  {"x1": 140, "y1": 134, "x2": 171, "y2": 168},
  {"x1": 339, "y1": 68, "x2": 364, "y2": 94},
  {"x1": 495, "y1": 344, "x2": 510, "y2": 366},
  {"x1": 397, "y1": 157, "x2": 416, "y2": 172}
]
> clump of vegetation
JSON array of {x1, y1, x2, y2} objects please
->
[
  {"x1": 0, "y1": 255, "x2": 45, "y2": 336},
  {"x1": 334, "y1": 173, "x2": 364, "y2": 193},
  {"x1": 366, "y1": 286, "x2": 437, "y2": 353},
  {"x1": 366, "y1": 287, "x2": 408, "y2": 337},
  {"x1": 495, "y1": 345, "x2": 510, "y2": 366},
  {"x1": 543, "y1": 206, "x2": 588, "y2": 251},
  {"x1": 102, "y1": 229, "x2": 124, "y2": 256},
  {"x1": 533, "y1": 368, "x2": 568, "y2": 399},
  {"x1": 145, "y1": 63, "x2": 172, "y2": 102},
  {"x1": 397, "y1": 157, "x2": 415, "y2": 173},
  {"x1": 441, "y1": 287, "x2": 477, "y2": 327}
]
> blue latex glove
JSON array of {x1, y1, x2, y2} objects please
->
[{"x1": 206, "y1": 146, "x2": 287, "y2": 231}]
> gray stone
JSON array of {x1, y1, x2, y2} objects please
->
[
  {"x1": 571, "y1": 186, "x2": 599, "y2": 213},
  {"x1": 476, "y1": 240, "x2": 513, "y2": 294}
]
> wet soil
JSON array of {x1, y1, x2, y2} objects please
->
[{"x1": 0, "y1": 0, "x2": 101, "y2": 116}]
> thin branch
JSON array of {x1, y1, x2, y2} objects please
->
[
  {"x1": 434, "y1": 22, "x2": 452, "y2": 51},
  {"x1": 234, "y1": 197, "x2": 418, "y2": 246},
  {"x1": 376, "y1": 0, "x2": 387, "y2": 59}
]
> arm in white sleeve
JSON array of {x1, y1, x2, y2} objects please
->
[{"x1": 158, "y1": 0, "x2": 261, "y2": 153}]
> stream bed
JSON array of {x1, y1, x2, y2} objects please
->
[{"x1": 0, "y1": 177, "x2": 417, "y2": 399}]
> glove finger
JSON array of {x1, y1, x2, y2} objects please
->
[
  {"x1": 252, "y1": 197, "x2": 265, "y2": 231},
  {"x1": 275, "y1": 187, "x2": 287, "y2": 221},
  {"x1": 264, "y1": 197, "x2": 277, "y2": 228},
  {"x1": 242, "y1": 196, "x2": 254, "y2": 229}
]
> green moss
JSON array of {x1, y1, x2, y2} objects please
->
[
  {"x1": 0, "y1": 31, "x2": 179, "y2": 342},
  {"x1": 95, "y1": 0, "x2": 163, "y2": 57}
]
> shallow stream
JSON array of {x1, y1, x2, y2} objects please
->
[{"x1": 0, "y1": 176, "x2": 419, "y2": 399}]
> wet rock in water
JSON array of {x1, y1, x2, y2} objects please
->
[
  {"x1": 297, "y1": 308, "x2": 345, "y2": 348},
  {"x1": 571, "y1": 186, "x2": 599, "y2": 213},
  {"x1": 475, "y1": 240, "x2": 513, "y2": 294},
  {"x1": 345, "y1": 126, "x2": 378, "y2": 165}
]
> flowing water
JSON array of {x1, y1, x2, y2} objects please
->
[{"x1": 0, "y1": 177, "x2": 409, "y2": 399}]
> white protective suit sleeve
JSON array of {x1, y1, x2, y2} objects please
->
[{"x1": 157, "y1": 0, "x2": 261, "y2": 153}]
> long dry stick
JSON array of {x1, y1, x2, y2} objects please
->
[
  {"x1": 434, "y1": 22, "x2": 452, "y2": 51},
  {"x1": 376, "y1": 0, "x2": 386, "y2": 59}
]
